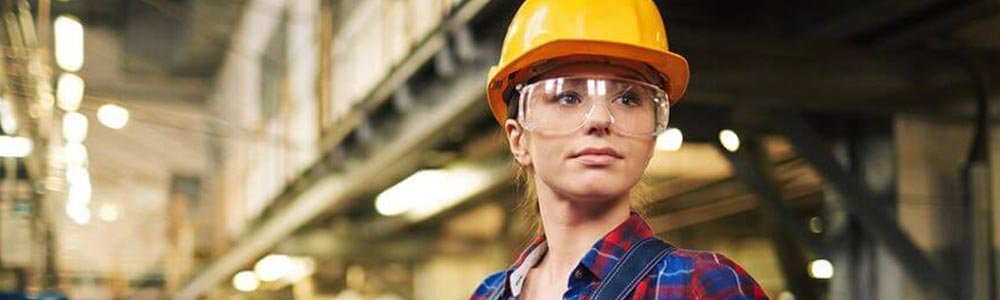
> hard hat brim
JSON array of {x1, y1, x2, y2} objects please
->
[{"x1": 486, "y1": 39, "x2": 690, "y2": 125}]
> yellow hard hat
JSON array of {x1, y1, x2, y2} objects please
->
[{"x1": 486, "y1": 0, "x2": 690, "y2": 125}]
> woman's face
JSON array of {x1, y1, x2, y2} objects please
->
[{"x1": 505, "y1": 63, "x2": 658, "y2": 202}]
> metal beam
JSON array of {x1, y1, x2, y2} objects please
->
[
  {"x1": 874, "y1": 0, "x2": 1000, "y2": 48},
  {"x1": 805, "y1": 0, "x2": 945, "y2": 40},
  {"x1": 452, "y1": 24, "x2": 478, "y2": 63},
  {"x1": 680, "y1": 51, "x2": 968, "y2": 115},
  {"x1": 670, "y1": 29, "x2": 974, "y2": 115},
  {"x1": 768, "y1": 219, "x2": 819, "y2": 300},
  {"x1": 86, "y1": 75, "x2": 209, "y2": 105},
  {"x1": 647, "y1": 157, "x2": 822, "y2": 233},
  {"x1": 774, "y1": 111, "x2": 959, "y2": 299},
  {"x1": 718, "y1": 136, "x2": 821, "y2": 300},
  {"x1": 317, "y1": 0, "x2": 493, "y2": 152},
  {"x1": 962, "y1": 51, "x2": 996, "y2": 300},
  {"x1": 717, "y1": 139, "x2": 826, "y2": 256},
  {"x1": 173, "y1": 60, "x2": 493, "y2": 300}
]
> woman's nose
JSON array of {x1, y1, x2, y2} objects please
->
[{"x1": 583, "y1": 103, "x2": 613, "y2": 135}]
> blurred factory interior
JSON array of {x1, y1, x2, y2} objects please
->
[{"x1": 0, "y1": 0, "x2": 999, "y2": 299}]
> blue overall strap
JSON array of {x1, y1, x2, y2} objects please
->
[
  {"x1": 488, "y1": 283, "x2": 506, "y2": 300},
  {"x1": 591, "y1": 237, "x2": 676, "y2": 300},
  {"x1": 486, "y1": 271, "x2": 510, "y2": 300}
]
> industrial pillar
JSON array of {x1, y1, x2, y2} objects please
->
[{"x1": 823, "y1": 117, "x2": 904, "y2": 300}]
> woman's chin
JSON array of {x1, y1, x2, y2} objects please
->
[{"x1": 558, "y1": 179, "x2": 630, "y2": 202}]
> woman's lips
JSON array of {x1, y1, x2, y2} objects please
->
[
  {"x1": 573, "y1": 154, "x2": 620, "y2": 166},
  {"x1": 569, "y1": 147, "x2": 623, "y2": 167}
]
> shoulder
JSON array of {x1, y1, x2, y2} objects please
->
[
  {"x1": 469, "y1": 269, "x2": 508, "y2": 300},
  {"x1": 652, "y1": 249, "x2": 768, "y2": 299}
]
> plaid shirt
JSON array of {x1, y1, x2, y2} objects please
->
[{"x1": 470, "y1": 213, "x2": 769, "y2": 299}]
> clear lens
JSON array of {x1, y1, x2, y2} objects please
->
[{"x1": 517, "y1": 77, "x2": 670, "y2": 136}]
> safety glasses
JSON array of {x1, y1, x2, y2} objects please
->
[{"x1": 516, "y1": 76, "x2": 670, "y2": 137}]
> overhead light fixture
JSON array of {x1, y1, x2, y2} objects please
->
[
  {"x1": 97, "y1": 104, "x2": 129, "y2": 129},
  {"x1": 65, "y1": 201, "x2": 90, "y2": 225},
  {"x1": 62, "y1": 112, "x2": 88, "y2": 143},
  {"x1": 719, "y1": 129, "x2": 741, "y2": 152},
  {"x1": 67, "y1": 181, "x2": 92, "y2": 206},
  {"x1": 375, "y1": 167, "x2": 492, "y2": 220},
  {"x1": 56, "y1": 73, "x2": 87, "y2": 111},
  {"x1": 808, "y1": 259, "x2": 834, "y2": 279},
  {"x1": 54, "y1": 15, "x2": 84, "y2": 72},
  {"x1": 66, "y1": 166, "x2": 91, "y2": 206},
  {"x1": 655, "y1": 128, "x2": 683, "y2": 152},
  {"x1": 283, "y1": 257, "x2": 316, "y2": 282},
  {"x1": 56, "y1": 73, "x2": 85, "y2": 111},
  {"x1": 232, "y1": 271, "x2": 260, "y2": 292},
  {"x1": 809, "y1": 216, "x2": 823, "y2": 234},
  {"x1": 0, "y1": 97, "x2": 18, "y2": 134},
  {"x1": 254, "y1": 254, "x2": 291, "y2": 282},
  {"x1": 65, "y1": 166, "x2": 90, "y2": 187},
  {"x1": 0, "y1": 136, "x2": 33, "y2": 158},
  {"x1": 63, "y1": 142, "x2": 87, "y2": 167}
]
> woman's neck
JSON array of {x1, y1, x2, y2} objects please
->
[{"x1": 532, "y1": 180, "x2": 632, "y2": 286}]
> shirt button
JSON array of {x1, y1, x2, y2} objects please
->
[{"x1": 573, "y1": 269, "x2": 584, "y2": 280}]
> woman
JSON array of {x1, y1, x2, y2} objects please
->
[{"x1": 470, "y1": 0, "x2": 768, "y2": 299}]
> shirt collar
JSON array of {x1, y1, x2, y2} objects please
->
[
  {"x1": 504, "y1": 212, "x2": 656, "y2": 294},
  {"x1": 575, "y1": 212, "x2": 656, "y2": 280}
]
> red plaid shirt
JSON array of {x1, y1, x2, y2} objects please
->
[{"x1": 470, "y1": 213, "x2": 769, "y2": 299}]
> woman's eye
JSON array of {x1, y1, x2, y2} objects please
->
[
  {"x1": 555, "y1": 93, "x2": 581, "y2": 105},
  {"x1": 615, "y1": 92, "x2": 642, "y2": 106}
]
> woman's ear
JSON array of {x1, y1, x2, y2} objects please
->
[{"x1": 505, "y1": 119, "x2": 532, "y2": 167}]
